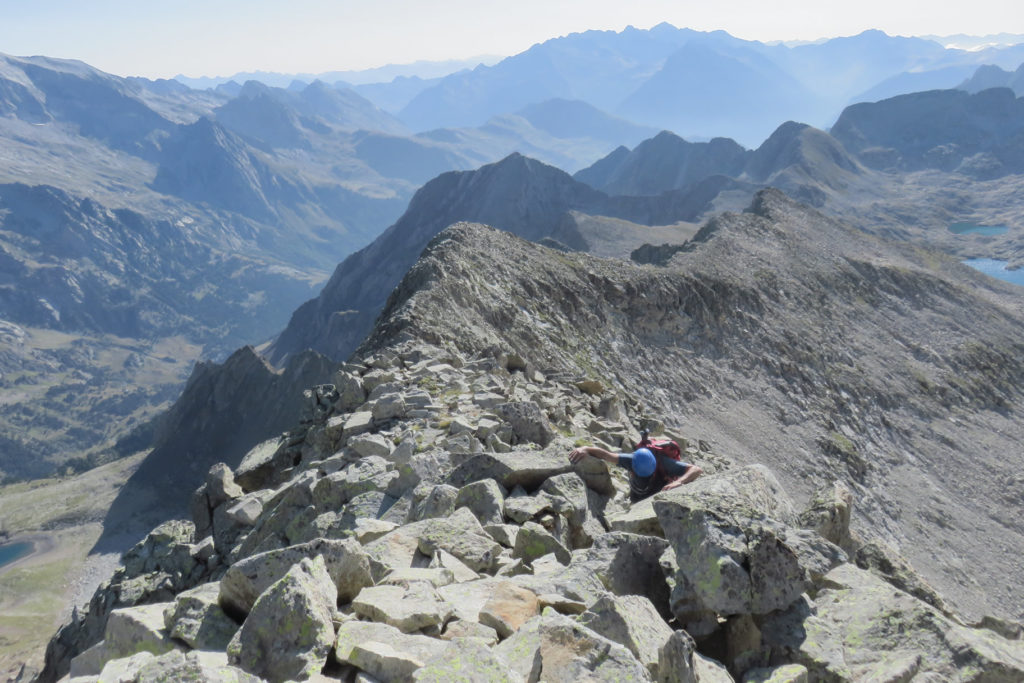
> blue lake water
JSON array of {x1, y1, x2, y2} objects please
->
[
  {"x1": 0, "y1": 541, "x2": 33, "y2": 569},
  {"x1": 964, "y1": 259, "x2": 1024, "y2": 287},
  {"x1": 949, "y1": 222, "x2": 1009, "y2": 236}
]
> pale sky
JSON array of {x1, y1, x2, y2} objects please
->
[{"x1": 1, "y1": 0, "x2": 1022, "y2": 79}]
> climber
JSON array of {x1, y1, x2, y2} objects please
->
[{"x1": 568, "y1": 445, "x2": 702, "y2": 503}]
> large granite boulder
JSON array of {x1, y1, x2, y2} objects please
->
[
  {"x1": 653, "y1": 466, "x2": 814, "y2": 618},
  {"x1": 165, "y1": 582, "x2": 238, "y2": 651},
  {"x1": 220, "y1": 537, "x2": 372, "y2": 617},
  {"x1": 579, "y1": 593, "x2": 673, "y2": 677},
  {"x1": 759, "y1": 564, "x2": 1024, "y2": 681},
  {"x1": 227, "y1": 557, "x2": 337, "y2": 682}
]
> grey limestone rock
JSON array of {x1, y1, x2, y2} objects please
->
[
  {"x1": 206, "y1": 463, "x2": 244, "y2": 508},
  {"x1": 347, "y1": 433, "x2": 394, "y2": 458},
  {"x1": 657, "y1": 629, "x2": 698, "y2": 683},
  {"x1": 513, "y1": 521, "x2": 571, "y2": 565},
  {"x1": 136, "y1": 650, "x2": 263, "y2": 682},
  {"x1": 400, "y1": 506, "x2": 503, "y2": 572},
  {"x1": 227, "y1": 556, "x2": 337, "y2": 683},
  {"x1": 495, "y1": 401, "x2": 555, "y2": 446},
  {"x1": 407, "y1": 483, "x2": 458, "y2": 522},
  {"x1": 797, "y1": 480, "x2": 854, "y2": 553},
  {"x1": 494, "y1": 612, "x2": 653, "y2": 682}
]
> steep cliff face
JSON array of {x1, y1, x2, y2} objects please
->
[{"x1": 363, "y1": 193, "x2": 1024, "y2": 622}]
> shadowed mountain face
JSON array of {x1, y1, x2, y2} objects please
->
[
  {"x1": 93, "y1": 346, "x2": 336, "y2": 537},
  {"x1": 831, "y1": 87, "x2": 1024, "y2": 177},
  {"x1": 360, "y1": 194, "x2": 1024, "y2": 621}
]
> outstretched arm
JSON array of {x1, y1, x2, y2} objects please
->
[
  {"x1": 661, "y1": 464, "x2": 703, "y2": 491},
  {"x1": 568, "y1": 446, "x2": 618, "y2": 465}
]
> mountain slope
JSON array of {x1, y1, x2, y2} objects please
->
[{"x1": 362, "y1": 192, "x2": 1024, "y2": 621}]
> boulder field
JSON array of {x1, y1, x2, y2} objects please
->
[{"x1": 40, "y1": 338, "x2": 1024, "y2": 682}]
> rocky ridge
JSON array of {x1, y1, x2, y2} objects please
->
[
  {"x1": 40, "y1": 329, "x2": 1024, "y2": 683},
  {"x1": 41, "y1": 206, "x2": 1024, "y2": 682}
]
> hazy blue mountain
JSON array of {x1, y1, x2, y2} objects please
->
[
  {"x1": 173, "y1": 56, "x2": 497, "y2": 90},
  {"x1": 0, "y1": 53, "x2": 175, "y2": 158},
  {"x1": 515, "y1": 98, "x2": 657, "y2": 148},
  {"x1": 850, "y1": 65, "x2": 979, "y2": 105},
  {"x1": 617, "y1": 42, "x2": 819, "y2": 146},
  {"x1": 831, "y1": 87, "x2": 1024, "y2": 177},
  {"x1": 395, "y1": 25, "x2": 1024, "y2": 147},
  {"x1": 351, "y1": 75, "x2": 446, "y2": 114},
  {"x1": 574, "y1": 131, "x2": 748, "y2": 195},
  {"x1": 959, "y1": 63, "x2": 1024, "y2": 95},
  {"x1": 215, "y1": 89, "x2": 310, "y2": 150}
]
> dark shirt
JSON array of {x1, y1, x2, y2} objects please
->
[{"x1": 617, "y1": 451, "x2": 692, "y2": 503}]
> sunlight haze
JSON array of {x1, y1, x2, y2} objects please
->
[{"x1": 1, "y1": 0, "x2": 1022, "y2": 79}]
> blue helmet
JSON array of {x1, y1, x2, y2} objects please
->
[{"x1": 631, "y1": 448, "x2": 657, "y2": 477}]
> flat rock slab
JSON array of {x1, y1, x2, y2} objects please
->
[
  {"x1": 448, "y1": 452, "x2": 573, "y2": 491},
  {"x1": 411, "y1": 638, "x2": 518, "y2": 682},
  {"x1": 335, "y1": 621, "x2": 446, "y2": 680},
  {"x1": 400, "y1": 507, "x2": 503, "y2": 572},
  {"x1": 352, "y1": 583, "x2": 455, "y2": 633}
]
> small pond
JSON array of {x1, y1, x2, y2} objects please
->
[
  {"x1": 0, "y1": 541, "x2": 33, "y2": 570},
  {"x1": 949, "y1": 222, "x2": 1009, "y2": 236},
  {"x1": 964, "y1": 258, "x2": 1024, "y2": 287}
]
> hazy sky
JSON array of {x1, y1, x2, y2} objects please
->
[{"x1": 2, "y1": 0, "x2": 1022, "y2": 79}]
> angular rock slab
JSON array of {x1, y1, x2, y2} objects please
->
[
  {"x1": 455, "y1": 479, "x2": 506, "y2": 526},
  {"x1": 448, "y1": 451, "x2": 573, "y2": 491},
  {"x1": 579, "y1": 593, "x2": 673, "y2": 676},
  {"x1": 759, "y1": 564, "x2": 1024, "y2": 681},
  {"x1": 494, "y1": 613, "x2": 652, "y2": 682},
  {"x1": 220, "y1": 537, "x2": 371, "y2": 617},
  {"x1": 227, "y1": 556, "x2": 337, "y2": 683},
  {"x1": 165, "y1": 582, "x2": 238, "y2": 651},
  {"x1": 334, "y1": 621, "x2": 446, "y2": 681},
  {"x1": 351, "y1": 583, "x2": 455, "y2": 633},
  {"x1": 136, "y1": 650, "x2": 263, "y2": 683},
  {"x1": 400, "y1": 506, "x2": 503, "y2": 572},
  {"x1": 411, "y1": 638, "x2": 519, "y2": 682},
  {"x1": 512, "y1": 521, "x2": 571, "y2": 565},
  {"x1": 105, "y1": 603, "x2": 180, "y2": 660},
  {"x1": 478, "y1": 581, "x2": 540, "y2": 639}
]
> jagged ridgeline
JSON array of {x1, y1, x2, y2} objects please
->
[{"x1": 41, "y1": 191, "x2": 1024, "y2": 681}]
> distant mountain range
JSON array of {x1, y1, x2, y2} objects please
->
[{"x1": 3, "y1": 24, "x2": 1024, "y2": 482}]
